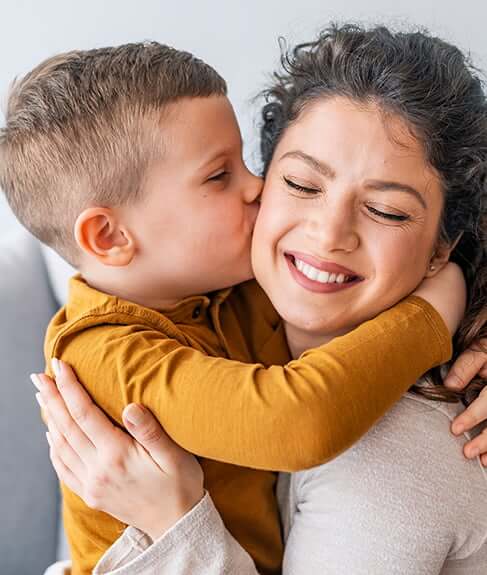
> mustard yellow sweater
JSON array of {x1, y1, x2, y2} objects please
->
[{"x1": 44, "y1": 276, "x2": 451, "y2": 575}]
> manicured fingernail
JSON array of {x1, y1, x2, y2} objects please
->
[
  {"x1": 51, "y1": 358, "x2": 60, "y2": 378},
  {"x1": 46, "y1": 431, "x2": 52, "y2": 447},
  {"x1": 30, "y1": 374, "x2": 43, "y2": 391},
  {"x1": 469, "y1": 448, "x2": 480, "y2": 459},
  {"x1": 35, "y1": 392, "x2": 45, "y2": 408},
  {"x1": 124, "y1": 404, "x2": 145, "y2": 426}
]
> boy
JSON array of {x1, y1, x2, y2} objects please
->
[{"x1": 0, "y1": 42, "x2": 455, "y2": 574}]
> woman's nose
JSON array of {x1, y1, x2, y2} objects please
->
[{"x1": 308, "y1": 204, "x2": 360, "y2": 253}]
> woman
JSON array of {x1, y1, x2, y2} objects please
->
[{"x1": 40, "y1": 24, "x2": 487, "y2": 573}]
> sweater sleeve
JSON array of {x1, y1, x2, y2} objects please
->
[
  {"x1": 51, "y1": 295, "x2": 451, "y2": 472},
  {"x1": 93, "y1": 492, "x2": 259, "y2": 575}
]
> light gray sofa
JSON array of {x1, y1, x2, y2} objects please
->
[{"x1": 0, "y1": 231, "x2": 69, "y2": 574}]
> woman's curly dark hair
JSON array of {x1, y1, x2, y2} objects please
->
[{"x1": 260, "y1": 24, "x2": 487, "y2": 404}]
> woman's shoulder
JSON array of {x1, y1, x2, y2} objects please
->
[
  {"x1": 393, "y1": 393, "x2": 486, "y2": 466},
  {"x1": 402, "y1": 391, "x2": 487, "y2": 452},
  {"x1": 385, "y1": 393, "x2": 487, "y2": 512}
]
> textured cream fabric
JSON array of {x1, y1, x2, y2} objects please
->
[{"x1": 94, "y1": 394, "x2": 487, "y2": 575}]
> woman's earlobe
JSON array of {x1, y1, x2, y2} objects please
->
[{"x1": 426, "y1": 243, "x2": 453, "y2": 277}]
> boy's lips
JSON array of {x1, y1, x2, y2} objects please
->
[{"x1": 285, "y1": 252, "x2": 364, "y2": 294}]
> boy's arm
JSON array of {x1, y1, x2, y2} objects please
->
[{"x1": 51, "y1": 295, "x2": 451, "y2": 471}]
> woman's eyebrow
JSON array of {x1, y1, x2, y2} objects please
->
[
  {"x1": 279, "y1": 150, "x2": 336, "y2": 178},
  {"x1": 364, "y1": 180, "x2": 427, "y2": 209},
  {"x1": 279, "y1": 150, "x2": 427, "y2": 209}
]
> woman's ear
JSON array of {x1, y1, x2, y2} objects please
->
[
  {"x1": 425, "y1": 233, "x2": 463, "y2": 277},
  {"x1": 74, "y1": 207, "x2": 136, "y2": 267}
]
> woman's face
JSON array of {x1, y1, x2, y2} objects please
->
[{"x1": 252, "y1": 97, "x2": 445, "y2": 342}]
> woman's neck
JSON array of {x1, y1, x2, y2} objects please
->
[{"x1": 284, "y1": 321, "x2": 352, "y2": 359}]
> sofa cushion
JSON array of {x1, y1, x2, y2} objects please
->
[
  {"x1": 40, "y1": 244, "x2": 76, "y2": 306},
  {"x1": 0, "y1": 231, "x2": 61, "y2": 574}
]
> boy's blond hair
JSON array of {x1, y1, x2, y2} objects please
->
[{"x1": 0, "y1": 42, "x2": 226, "y2": 264}]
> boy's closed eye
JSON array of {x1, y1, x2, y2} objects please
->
[{"x1": 207, "y1": 170, "x2": 229, "y2": 182}]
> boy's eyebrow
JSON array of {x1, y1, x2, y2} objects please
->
[
  {"x1": 279, "y1": 150, "x2": 427, "y2": 209},
  {"x1": 198, "y1": 139, "x2": 244, "y2": 172},
  {"x1": 198, "y1": 148, "x2": 242, "y2": 172}
]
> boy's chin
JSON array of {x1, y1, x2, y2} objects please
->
[{"x1": 219, "y1": 268, "x2": 255, "y2": 290}]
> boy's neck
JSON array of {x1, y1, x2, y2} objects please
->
[{"x1": 82, "y1": 271, "x2": 184, "y2": 311}]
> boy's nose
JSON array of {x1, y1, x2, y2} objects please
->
[{"x1": 243, "y1": 173, "x2": 264, "y2": 204}]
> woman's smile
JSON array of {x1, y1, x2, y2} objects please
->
[
  {"x1": 285, "y1": 252, "x2": 364, "y2": 293},
  {"x1": 252, "y1": 96, "x2": 444, "y2": 342}
]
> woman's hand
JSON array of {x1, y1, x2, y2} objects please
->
[
  {"x1": 444, "y1": 340, "x2": 487, "y2": 465},
  {"x1": 31, "y1": 361, "x2": 204, "y2": 541}
]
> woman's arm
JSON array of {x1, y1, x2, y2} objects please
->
[
  {"x1": 34, "y1": 338, "x2": 487, "y2": 574},
  {"x1": 35, "y1": 378, "x2": 258, "y2": 575},
  {"x1": 93, "y1": 494, "x2": 259, "y2": 575}
]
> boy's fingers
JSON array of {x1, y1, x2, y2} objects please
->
[
  {"x1": 444, "y1": 348, "x2": 486, "y2": 390},
  {"x1": 451, "y1": 387, "x2": 487, "y2": 434},
  {"x1": 123, "y1": 404, "x2": 186, "y2": 470},
  {"x1": 47, "y1": 360, "x2": 123, "y2": 449},
  {"x1": 463, "y1": 428, "x2": 487, "y2": 461}
]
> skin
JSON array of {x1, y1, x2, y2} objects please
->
[
  {"x1": 253, "y1": 97, "x2": 449, "y2": 357},
  {"x1": 75, "y1": 95, "x2": 262, "y2": 309},
  {"x1": 32, "y1": 96, "x2": 487, "y2": 546}
]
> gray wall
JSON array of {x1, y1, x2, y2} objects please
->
[{"x1": 1, "y1": 0, "x2": 486, "y2": 236}]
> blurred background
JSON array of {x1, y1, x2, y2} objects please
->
[{"x1": 1, "y1": 0, "x2": 487, "y2": 238}]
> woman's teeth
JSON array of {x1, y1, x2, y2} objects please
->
[{"x1": 294, "y1": 258, "x2": 350, "y2": 284}]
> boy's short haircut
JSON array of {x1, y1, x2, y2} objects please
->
[{"x1": 0, "y1": 42, "x2": 227, "y2": 265}]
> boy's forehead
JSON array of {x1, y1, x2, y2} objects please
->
[{"x1": 162, "y1": 95, "x2": 243, "y2": 163}]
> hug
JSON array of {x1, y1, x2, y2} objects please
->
[{"x1": 1, "y1": 22, "x2": 487, "y2": 575}]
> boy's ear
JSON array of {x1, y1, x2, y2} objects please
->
[
  {"x1": 425, "y1": 232, "x2": 463, "y2": 278},
  {"x1": 74, "y1": 207, "x2": 136, "y2": 267}
]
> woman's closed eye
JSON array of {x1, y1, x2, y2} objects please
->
[
  {"x1": 283, "y1": 175, "x2": 411, "y2": 223},
  {"x1": 283, "y1": 176, "x2": 321, "y2": 196},
  {"x1": 365, "y1": 205, "x2": 410, "y2": 222}
]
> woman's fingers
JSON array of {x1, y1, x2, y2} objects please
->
[
  {"x1": 31, "y1": 371, "x2": 96, "y2": 462},
  {"x1": 50, "y1": 360, "x2": 124, "y2": 448},
  {"x1": 46, "y1": 413, "x2": 86, "y2": 478},
  {"x1": 444, "y1": 343, "x2": 487, "y2": 390},
  {"x1": 122, "y1": 404, "x2": 191, "y2": 472},
  {"x1": 35, "y1": 359, "x2": 126, "y2": 456},
  {"x1": 46, "y1": 433, "x2": 83, "y2": 495}
]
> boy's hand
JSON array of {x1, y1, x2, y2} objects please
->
[
  {"x1": 31, "y1": 361, "x2": 204, "y2": 540},
  {"x1": 444, "y1": 341, "x2": 487, "y2": 466},
  {"x1": 412, "y1": 262, "x2": 466, "y2": 336}
]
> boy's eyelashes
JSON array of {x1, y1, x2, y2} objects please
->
[{"x1": 207, "y1": 170, "x2": 230, "y2": 182}]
